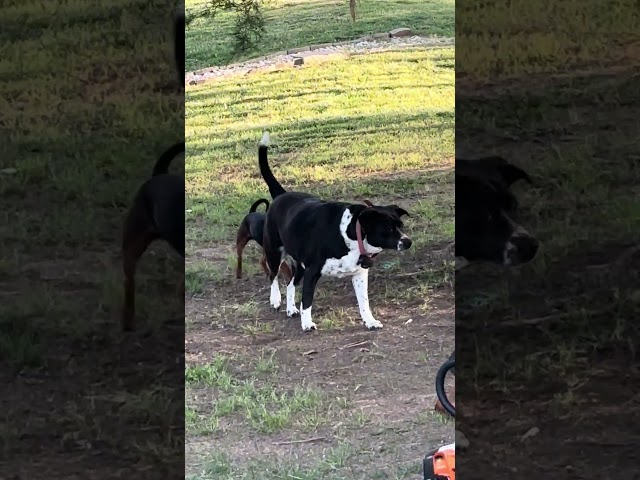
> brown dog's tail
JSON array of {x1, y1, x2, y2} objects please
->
[
  {"x1": 249, "y1": 198, "x2": 270, "y2": 213},
  {"x1": 152, "y1": 142, "x2": 185, "y2": 176}
]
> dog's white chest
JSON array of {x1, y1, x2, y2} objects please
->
[
  {"x1": 320, "y1": 250, "x2": 363, "y2": 278},
  {"x1": 319, "y1": 208, "x2": 381, "y2": 278}
]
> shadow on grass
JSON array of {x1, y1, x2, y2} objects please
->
[
  {"x1": 456, "y1": 68, "x2": 640, "y2": 363},
  {"x1": 187, "y1": 109, "x2": 453, "y2": 156},
  {"x1": 189, "y1": 82, "x2": 455, "y2": 107},
  {"x1": 456, "y1": 65, "x2": 640, "y2": 478},
  {"x1": 456, "y1": 0, "x2": 640, "y2": 78},
  {"x1": 0, "y1": 2, "x2": 185, "y2": 476}
]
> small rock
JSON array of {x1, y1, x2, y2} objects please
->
[
  {"x1": 292, "y1": 57, "x2": 304, "y2": 66},
  {"x1": 389, "y1": 27, "x2": 413, "y2": 38},
  {"x1": 0, "y1": 168, "x2": 17, "y2": 174}
]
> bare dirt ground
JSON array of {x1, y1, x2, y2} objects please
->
[{"x1": 185, "y1": 205, "x2": 455, "y2": 479}]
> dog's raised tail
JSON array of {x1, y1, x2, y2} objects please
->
[
  {"x1": 258, "y1": 131, "x2": 286, "y2": 199},
  {"x1": 249, "y1": 198, "x2": 270, "y2": 213},
  {"x1": 152, "y1": 142, "x2": 185, "y2": 176}
]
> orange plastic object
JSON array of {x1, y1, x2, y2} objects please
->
[{"x1": 424, "y1": 443, "x2": 455, "y2": 480}]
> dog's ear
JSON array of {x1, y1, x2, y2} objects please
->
[
  {"x1": 498, "y1": 164, "x2": 532, "y2": 186},
  {"x1": 388, "y1": 205, "x2": 409, "y2": 217}
]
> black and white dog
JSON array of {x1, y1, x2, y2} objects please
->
[
  {"x1": 455, "y1": 156, "x2": 539, "y2": 270},
  {"x1": 258, "y1": 132, "x2": 413, "y2": 331},
  {"x1": 443, "y1": 157, "x2": 538, "y2": 413}
]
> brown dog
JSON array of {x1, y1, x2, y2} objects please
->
[
  {"x1": 236, "y1": 198, "x2": 292, "y2": 282},
  {"x1": 121, "y1": 12, "x2": 185, "y2": 331},
  {"x1": 121, "y1": 142, "x2": 184, "y2": 331}
]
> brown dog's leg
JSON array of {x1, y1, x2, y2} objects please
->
[
  {"x1": 260, "y1": 253, "x2": 293, "y2": 284},
  {"x1": 121, "y1": 199, "x2": 155, "y2": 331},
  {"x1": 122, "y1": 230, "x2": 154, "y2": 331},
  {"x1": 122, "y1": 231, "x2": 154, "y2": 331},
  {"x1": 259, "y1": 254, "x2": 270, "y2": 277},
  {"x1": 236, "y1": 222, "x2": 251, "y2": 279},
  {"x1": 280, "y1": 261, "x2": 293, "y2": 284}
]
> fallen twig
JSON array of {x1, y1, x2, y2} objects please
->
[
  {"x1": 498, "y1": 308, "x2": 610, "y2": 327},
  {"x1": 394, "y1": 271, "x2": 421, "y2": 278},
  {"x1": 274, "y1": 437, "x2": 326, "y2": 446},
  {"x1": 341, "y1": 340, "x2": 370, "y2": 349}
]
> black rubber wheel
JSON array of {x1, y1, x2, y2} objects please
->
[{"x1": 435, "y1": 358, "x2": 455, "y2": 417}]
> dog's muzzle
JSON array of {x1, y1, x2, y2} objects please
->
[
  {"x1": 397, "y1": 235, "x2": 413, "y2": 251},
  {"x1": 503, "y1": 227, "x2": 539, "y2": 266}
]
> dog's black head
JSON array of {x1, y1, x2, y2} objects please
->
[
  {"x1": 456, "y1": 157, "x2": 538, "y2": 267},
  {"x1": 356, "y1": 205, "x2": 413, "y2": 251}
]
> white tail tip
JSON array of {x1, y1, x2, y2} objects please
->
[{"x1": 260, "y1": 131, "x2": 270, "y2": 147}]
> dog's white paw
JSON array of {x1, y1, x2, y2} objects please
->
[
  {"x1": 300, "y1": 306, "x2": 316, "y2": 331},
  {"x1": 302, "y1": 321, "x2": 317, "y2": 332},
  {"x1": 286, "y1": 282, "x2": 298, "y2": 317},
  {"x1": 270, "y1": 281, "x2": 281, "y2": 310},
  {"x1": 270, "y1": 295, "x2": 281, "y2": 310},
  {"x1": 364, "y1": 319, "x2": 383, "y2": 330}
]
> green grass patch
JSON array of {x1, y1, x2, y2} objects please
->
[
  {"x1": 185, "y1": 261, "x2": 223, "y2": 295},
  {"x1": 191, "y1": 443, "x2": 354, "y2": 480},
  {"x1": 186, "y1": 354, "x2": 324, "y2": 434},
  {"x1": 185, "y1": 0, "x2": 454, "y2": 69},
  {"x1": 456, "y1": 0, "x2": 640, "y2": 79}
]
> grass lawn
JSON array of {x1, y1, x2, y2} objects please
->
[
  {"x1": 456, "y1": 0, "x2": 640, "y2": 476},
  {"x1": 185, "y1": 48, "x2": 455, "y2": 478},
  {"x1": 456, "y1": 0, "x2": 640, "y2": 78},
  {"x1": 185, "y1": 0, "x2": 454, "y2": 69},
  {"x1": 0, "y1": 0, "x2": 183, "y2": 476}
]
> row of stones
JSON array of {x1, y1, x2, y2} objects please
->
[
  {"x1": 187, "y1": 27, "x2": 416, "y2": 81},
  {"x1": 284, "y1": 27, "x2": 414, "y2": 55}
]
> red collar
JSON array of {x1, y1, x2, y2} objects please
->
[{"x1": 356, "y1": 200, "x2": 378, "y2": 259}]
